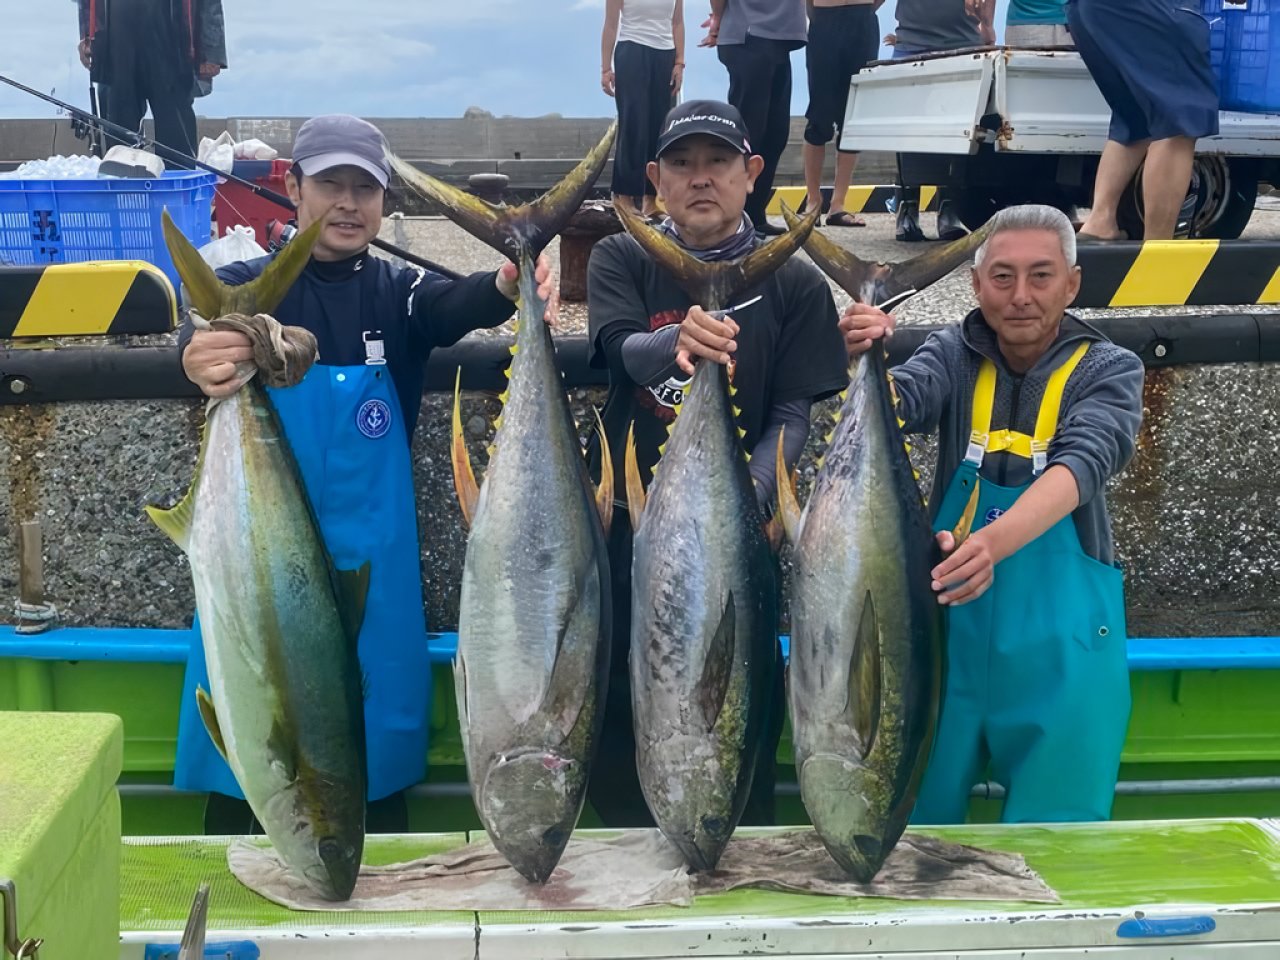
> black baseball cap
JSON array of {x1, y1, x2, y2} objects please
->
[{"x1": 656, "y1": 100, "x2": 752, "y2": 158}]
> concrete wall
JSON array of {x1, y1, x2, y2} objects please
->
[
  {"x1": 0, "y1": 117, "x2": 899, "y2": 189},
  {"x1": 1, "y1": 357, "x2": 1276, "y2": 639}
]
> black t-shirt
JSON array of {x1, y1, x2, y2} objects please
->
[
  {"x1": 587, "y1": 233, "x2": 848, "y2": 494},
  {"x1": 895, "y1": 0, "x2": 981, "y2": 51}
]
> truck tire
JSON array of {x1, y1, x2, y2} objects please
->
[{"x1": 1117, "y1": 156, "x2": 1258, "y2": 240}]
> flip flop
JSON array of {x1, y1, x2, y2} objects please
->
[{"x1": 826, "y1": 210, "x2": 867, "y2": 227}]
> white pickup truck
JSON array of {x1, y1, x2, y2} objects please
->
[{"x1": 840, "y1": 47, "x2": 1280, "y2": 238}]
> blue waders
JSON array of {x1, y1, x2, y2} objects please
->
[
  {"x1": 912, "y1": 343, "x2": 1132, "y2": 824},
  {"x1": 173, "y1": 362, "x2": 432, "y2": 802}
]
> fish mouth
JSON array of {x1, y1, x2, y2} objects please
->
[
  {"x1": 300, "y1": 837, "x2": 361, "y2": 901},
  {"x1": 480, "y1": 751, "x2": 581, "y2": 884}
]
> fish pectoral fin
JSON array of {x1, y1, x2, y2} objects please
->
[
  {"x1": 593, "y1": 406, "x2": 614, "y2": 538},
  {"x1": 698, "y1": 592, "x2": 737, "y2": 729},
  {"x1": 852, "y1": 591, "x2": 883, "y2": 762},
  {"x1": 624, "y1": 421, "x2": 646, "y2": 531},
  {"x1": 195, "y1": 687, "x2": 229, "y2": 763},
  {"x1": 451, "y1": 368, "x2": 481, "y2": 529},
  {"x1": 453, "y1": 652, "x2": 469, "y2": 725},
  {"x1": 775, "y1": 427, "x2": 803, "y2": 545},
  {"x1": 537, "y1": 571, "x2": 598, "y2": 742},
  {"x1": 145, "y1": 493, "x2": 196, "y2": 553},
  {"x1": 334, "y1": 562, "x2": 371, "y2": 645},
  {"x1": 267, "y1": 717, "x2": 299, "y2": 783}
]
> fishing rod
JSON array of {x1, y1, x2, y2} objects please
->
[{"x1": 0, "y1": 72, "x2": 463, "y2": 279}]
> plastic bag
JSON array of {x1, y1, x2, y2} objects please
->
[
  {"x1": 197, "y1": 132, "x2": 235, "y2": 175},
  {"x1": 198, "y1": 224, "x2": 268, "y2": 270},
  {"x1": 234, "y1": 138, "x2": 279, "y2": 161}
]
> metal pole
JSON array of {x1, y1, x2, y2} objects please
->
[{"x1": 0, "y1": 72, "x2": 462, "y2": 279}]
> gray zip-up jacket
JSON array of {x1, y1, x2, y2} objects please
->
[{"x1": 893, "y1": 309, "x2": 1145, "y2": 565}]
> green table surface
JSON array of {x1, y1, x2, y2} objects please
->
[{"x1": 120, "y1": 819, "x2": 1280, "y2": 933}]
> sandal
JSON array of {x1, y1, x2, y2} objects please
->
[{"x1": 825, "y1": 210, "x2": 867, "y2": 227}]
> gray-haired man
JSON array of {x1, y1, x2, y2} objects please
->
[{"x1": 842, "y1": 204, "x2": 1144, "y2": 825}]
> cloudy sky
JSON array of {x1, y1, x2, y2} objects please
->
[{"x1": 0, "y1": 0, "x2": 1010, "y2": 120}]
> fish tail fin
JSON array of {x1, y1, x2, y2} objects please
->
[
  {"x1": 782, "y1": 202, "x2": 989, "y2": 304},
  {"x1": 389, "y1": 123, "x2": 617, "y2": 260},
  {"x1": 451, "y1": 368, "x2": 480, "y2": 528},
  {"x1": 592, "y1": 406, "x2": 614, "y2": 538},
  {"x1": 619, "y1": 201, "x2": 819, "y2": 306},
  {"x1": 162, "y1": 209, "x2": 321, "y2": 319},
  {"x1": 624, "y1": 421, "x2": 646, "y2": 532}
]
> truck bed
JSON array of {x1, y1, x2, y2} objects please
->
[{"x1": 841, "y1": 48, "x2": 1280, "y2": 157}]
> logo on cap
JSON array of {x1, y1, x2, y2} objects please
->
[{"x1": 356, "y1": 398, "x2": 392, "y2": 439}]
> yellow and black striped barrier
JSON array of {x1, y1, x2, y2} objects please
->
[
  {"x1": 0, "y1": 262, "x2": 177, "y2": 338},
  {"x1": 1075, "y1": 240, "x2": 1280, "y2": 309},
  {"x1": 767, "y1": 185, "x2": 940, "y2": 217}
]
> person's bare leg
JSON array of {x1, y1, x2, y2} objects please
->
[
  {"x1": 804, "y1": 142, "x2": 827, "y2": 214},
  {"x1": 1141, "y1": 136, "x2": 1196, "y2": 240},
  {"x1": 1079, "y1": 139, "x2": 1149, "y2": 239},
  {"x1": 828, "y1": 150, "x2": 860, "y2": 214}
]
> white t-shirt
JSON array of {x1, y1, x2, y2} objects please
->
[{"x1": 617, "y1": 0, "x2": 677, "y2": 50}]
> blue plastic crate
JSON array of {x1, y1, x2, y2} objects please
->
[
  {"x1": 1204, "y1": 0, "x2": 1280, "y2": 113},
  {"x1": 0, "y1": 170, "x2": 215, "y2": 292}
]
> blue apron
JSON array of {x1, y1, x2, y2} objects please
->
[
  {"x1": 173, "y1": 360, "x2": 432, "y2": 802},
  {"x1": 911, "y1": 343, "x2": 1131, "y2": 825}
]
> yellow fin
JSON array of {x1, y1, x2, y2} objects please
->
[
  {"x1": 451, "y1": 368, "x2": 480, "y2": 529},
  {"x1": 776, "y1": 427, "x2": 802, "y2": 546},
  {"x1": 624, "y1": 422, "x2": 646, "y2": 532},
  {"x1": 951, "y1": 476, "x2": 982, "y2": 546},
  {"x1": 593, "y1": 406, "x2": 614, "y2": 538},
  {"x1": 196, "y1": 687, "x2": 228, "y2": 762},
  {"x1": 146, "y1": 497, "x2": 195, "y2": 553}
]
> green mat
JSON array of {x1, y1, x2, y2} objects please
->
[
  {"x1": 120, "y1": 820, "x2": 1280, "y2": 933},
  {"x1": 122, "y1": 834, "x2": 473, "y2": 931}
]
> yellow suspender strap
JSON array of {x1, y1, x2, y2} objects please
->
[{"x1": 967, "y1": 342, "x2": 1091, "y2": 472}]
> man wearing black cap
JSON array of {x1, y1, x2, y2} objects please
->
[
  {"x1": 176, "y1": 114, "x2": 556, "y2": 834},
  {"x1": 585, "y1": 99, "x2": 849, "y2": 827}
]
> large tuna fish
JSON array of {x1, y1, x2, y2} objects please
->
[
  {"x1": 616, "y1": 203, "x2": 819, "y2": 871},
  {"x1": 776, "y1": 205, "x2": 990, "y2": 881},
  {"x1": 148, "y1": 214, "x2": 367, "y2": 902},
  {"x1": 387, "y1": 129, "x2": 617, "y2": 884}
]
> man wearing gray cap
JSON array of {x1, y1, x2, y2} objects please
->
[{"x1": 177, "y1": 114, "x2": 557, "y2": 834}]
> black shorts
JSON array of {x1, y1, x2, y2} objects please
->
[
  {"x1": 804, "y1": 4, "x2": 880, "y2": 148},
  {"x1": 1067, "y1": 0, "x2": 1220, "y2": 144}
]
